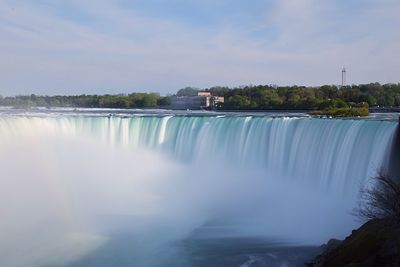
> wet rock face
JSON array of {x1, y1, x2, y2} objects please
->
[{"x1": 307, "y1": 219, "x2": 400, "y2": 267}]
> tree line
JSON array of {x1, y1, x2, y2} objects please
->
[
  {"x1": 1, "y1": 83, "x2": 399, "y2": 110},
  {"x1": 202, "y1": 83, "x2": 400, "y2": 110},
  {"x1": 0, "y1": 93, "x2": 171, "y2": 109}
]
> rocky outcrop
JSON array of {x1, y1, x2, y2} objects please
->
[{"x1": 307, "y1": 219, "x2": 400, "y2": 267}]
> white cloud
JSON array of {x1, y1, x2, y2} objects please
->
[{"x1": 0, "y1": 0, "x2": 399, "y2": 95}]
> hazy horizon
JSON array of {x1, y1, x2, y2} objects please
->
[{"x1": 1, "y1": 0, "x2": 399, "y2": 96}]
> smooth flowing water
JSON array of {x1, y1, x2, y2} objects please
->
[{"x1": 0, "y1": 110, "x2": 397, "y2": 267}]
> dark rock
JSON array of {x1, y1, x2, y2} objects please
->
[
  {"x1": 323, "y1": 239, "x2": 342, "y2": 252},
  {"x1": 307, "y1": 219, "x2": 400, "y2": 267}
]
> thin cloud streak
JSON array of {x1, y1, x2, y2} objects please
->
[{"x1": 0, "y1": 0, "x2": 399, "y2": 95}]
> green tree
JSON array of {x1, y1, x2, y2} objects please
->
[{"x1": 176, "y1": 87, "x2": 199, "y2": 96}]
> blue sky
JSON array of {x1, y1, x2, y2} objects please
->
[{"x1": 0, "y1": 0, "x2": 399, "y2": 95}]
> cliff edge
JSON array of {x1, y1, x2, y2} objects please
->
[{"x1": 307, "y1": 219, "x2": 400, "y2": 267}]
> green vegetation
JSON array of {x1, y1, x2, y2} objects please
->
[
  {"x1": 0, "y1": 93, "x2": 170, "y2": 109},
  {"x1": 309, "y1": 108, "x2": 369, "y2": 117},
  {"x1": 213, "y1": 83, "x2": 400, "y2": 110},
  {"x1": 0, "y1": 83, "x2": 399, "y2": 111},
  {"x1": 176, "y1": 87, "x2": 199, "y2": 96}
]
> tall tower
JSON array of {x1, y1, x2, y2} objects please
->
[{"x1": 341, "y1": 67, "x2": 346, "y2": 87}]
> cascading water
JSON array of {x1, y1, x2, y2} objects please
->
[
  {"x1": 0, "y1": 113, "x2": 397, "y2": 267},
  {"x1": 2, "y1": 116, "x2": 394, "y2": 192}
]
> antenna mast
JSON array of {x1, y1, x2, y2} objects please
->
[{"x1": 341, "y1": 67, "x2": 346, "y2": 87}]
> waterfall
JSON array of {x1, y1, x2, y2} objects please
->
[
  {"x1": 0, "y1": 116, "x2": 395, "y2": 194},
  {"x1": 0, "y1": 115, "x2": 397, "y2": 267}
]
